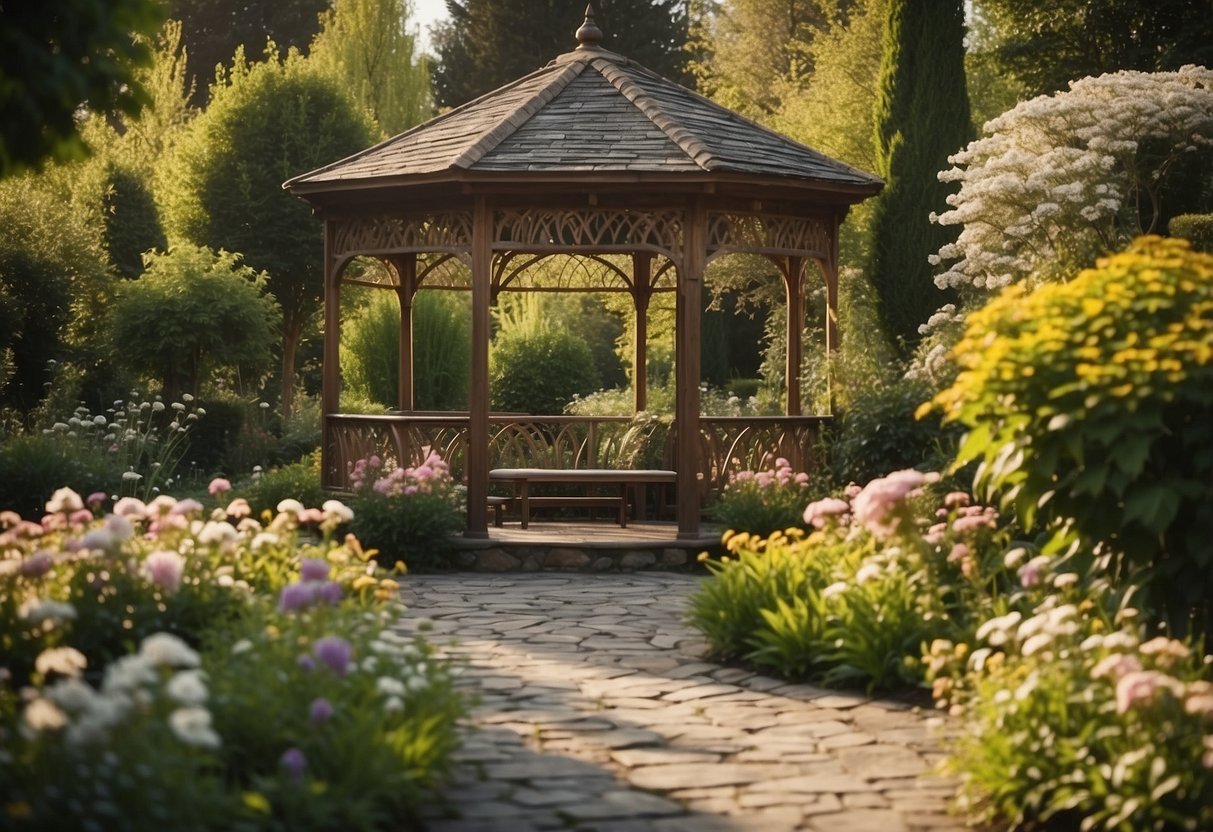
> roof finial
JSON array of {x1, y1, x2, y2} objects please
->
[{"x1": 575, "y1": 4, "x2": 603, "y2": 49}]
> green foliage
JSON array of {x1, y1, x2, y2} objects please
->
[
  {"x1": 712, "y1": 459, "x2": 826, "y2": 536},
  {"x1": 341, "y1": 291, "x2": 401, "y2": 408},
  {"x1": 0, "y1": 0, "x2": 164, "y2": 176},
  {"x1": 236, "y1": 454, "x2": 327, "y2": 520},
  {"x1": 433, "y1": 0, "x2": 690, "y2": 108},
  {"x1": 490, "y1": 330, "x2": 598, "y2": 415},
  {"x1": 309, "y1": 0, "x2": 433, "y2": 136},
  {"x1": 160, "y1": 47, "x2": 375, "y2": 415},
  {"x1": 830, "y1": 375, "x2": 960, "y2": 485},
  {"x1": 0, "y1": 435, "x2": 118, "y2": 516},
  {"x1": 1170, "y1": 213, "x2": 1213, "y2": 253},
  {"x1": 101, "y1": 163, "x2": 167, "y2": 279},
  {"x1": 347, "y1": 453, "x2": 465, "y2": 570},
  {"x1": 867, "y1": 0, "x2": 971, "y2": 354},
  {"x1": 930, "y1": 236, "x2": 1213, "y2": 635},
  {"x1": 109, "y1": 245, "x2": 281, "y2": 400},
  {"x1": 0, "y1": 174, "x2": 111, "y2": 411},
  {"x1": 413, "y1": 291, "x2": 470, "y2": 411},
  {"x1": 971, "y1": 0, "x2": 1213, "y2": 99}
]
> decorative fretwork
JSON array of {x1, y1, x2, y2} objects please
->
[
  {"x1": 494, "y1": 252, "x2": 682, "y2": 294},
  {"x1": 707, "y1": 213, "x2": 831, "y2": 259},
  {"x1": 495, "y1": 208, "x2": 683, "y2": 261},
  {"x1": 331, "y1": 212, "x2": 473, "y2": 258},
  {"x1": 417, "y1": 253, "x2": 472, "y2": 289},
  {"x1": 324, "y1": 413, "x2": 831, "y2": 502}
]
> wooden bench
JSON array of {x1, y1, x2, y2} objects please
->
[{"x1": 489, "y1": 468, "x2": 677, "y2": 529}]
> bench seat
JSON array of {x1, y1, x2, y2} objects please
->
[{"x1": 489, "y1": 468, "x2": 676, "y2": 529}]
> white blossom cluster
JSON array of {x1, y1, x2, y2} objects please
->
[{"x1": 931, "y1": 65, "x2": 1213, "y2": 291}]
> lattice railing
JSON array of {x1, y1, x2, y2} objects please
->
[{"x1": 325, "y1": 413, "x2": 831, "y2": 498}]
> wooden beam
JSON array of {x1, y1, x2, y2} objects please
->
[
  {"x1": 676, "y1": 199, "x2": 706, "y2": 539},
  {"x1": 785, "y1": 256, "x2": 804, "y2": 417},
  {"x1": 391, "y1": 253, "x2": 418, "y2": 412},
  {"x1": 632, "y1": 252, "x2": 652, "y2": 413},
  {"x1": 466, "y1": 197, "x2": 491, "y2": 537},
  {"x1": 823, "y1": 214, "x2": 842, "y2": 414},
  {"x1": 321, "y1": 222, "x2": 341, "y2": 488}
]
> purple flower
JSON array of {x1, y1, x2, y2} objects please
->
[
  {"x1": 296, "y1": 654, "x2": 315, "y2": 672},
  {"x1": 86, "y1": 491, "x2": 108, "y2": 507},
  {"x1": 278, "y1": 582, "x2": 317, "y2": 613},
  {"x1": 20, "y1": 551, "x2": 54, "y2": 578},
  {"x1": 313, "y1": 636, "x2": 353, "y2": 676},
  {"x1": 309, "y1": 697, "x2": 334, "y2": 726},
  {"x1": 279, "y1": 747, "x2": 307, "y2": 783},
  {"x1": 300, "y1": 558, "x2": 329, "y2": 582},
  {"x1": 316, "y1": 581, "x2": 343, "y2": 606}
]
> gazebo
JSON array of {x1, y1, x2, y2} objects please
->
[{"x1": 284, "y1": 7, "x2": 881, "y2": 540}]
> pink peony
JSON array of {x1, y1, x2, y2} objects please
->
[
  {"x1": 851, "y1": 469, "x2": 939, "y2": 539},
  {"x1": 207, "y1": 478, "x2": 232, "y2": 497},
  {"x1": 143, "y1": 550, "x2": 186, "y2": 594}
]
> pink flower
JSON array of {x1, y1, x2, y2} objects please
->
[
  {"x1": 1091, "y1": 653, "x2": 1143, "y2": 680},
  {"x1": 943, "y1": 491, "x2": 971, "y2": 509},
  {"x1": 225, "y1": 498, "x2": 251, "y2": 519},
  {"x1": 803, "y1": 497, "x2": 850, "y2": 529},
  {"x1": 851, "y1": 470, "x2": 940, "y2": 539},
  {"x1": 948, "y1": 542, "x2": 971, "y2": 563},
  {"x1": 46, "y1": 488, "x2": 84, "y2": 515},
  {"x1": 68, "y1": 509, "x2": 94, "y2": 526},
  {"x1": 170, "y1": 499, "x2": 204, "y2": 517},
  {"x1": 143, "y1": 550, "x2": 186, "y2": 594},
  {"x1": 1115, "y1": 670, "x2": 1183, "y2": 714},
  {"x1": 207, "y1": 478, "x2": 232, "y2": 497},
  {"x1": 86, "y1": 491, "x2": 108, "y2": 507},
  {"x1": 113, "y1": 497, "x2": 148, "y2": 520}
]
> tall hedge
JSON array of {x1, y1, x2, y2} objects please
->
[{"x1": 868, "y1": 0, "x2": 971, "y2": 354}]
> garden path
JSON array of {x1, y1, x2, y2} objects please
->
[{"x1": 396, "y1": 573, "x2": 969, "y2": 832}]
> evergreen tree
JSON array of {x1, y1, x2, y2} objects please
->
[
  {"x1": 866, "y1": 0, "x2": 970, "y2": 355},
  {"x1": 432, "y1": 0, "x2": 689, "y2": 108}
]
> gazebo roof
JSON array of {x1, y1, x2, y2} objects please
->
[{"x1": 285, "y1": 10, "x2": 880, "y2": 199}]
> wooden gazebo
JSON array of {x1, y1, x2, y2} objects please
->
[{"x1": 284, "y1": 7, "x2": 881, "y2": 540}]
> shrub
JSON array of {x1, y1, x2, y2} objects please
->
[
  {"x1": 1170, "y1": 212, "x2": 1213, "y2": 253},
  {"x1": 490, "y1": 330, "x2": 598, "y2": 415},
  {"x1": 0, "y1": 434, "x2": 118, "y2": 516},
  {"x1": 236, "y1": 453, "x2": 327, "y2": 520},
  {"x1": 690, "y1": 471, "x2": 1012, "y2": 691},
  {"x1": 829, "y1": 375, "x2": 960, "y2": 485},
  {"x1": 928, "y1": 236, "x2": 1213, "y2": 635},
  {"x1": 0, "y1": 486, "x2": 462, "y2": 829},
  {"x1": 347, "y1": 452, "x2": 465, "y2": 570},
  {"x1": 928, "y1": 570, "x2": 1213, "y2": 831},
  {"x1": 712, "y1": 458, "x2": 825, "y2": 536}
]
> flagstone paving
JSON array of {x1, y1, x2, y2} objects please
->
[{"x1": 396, "y1": 573, "x2": 969, "y2": 832}]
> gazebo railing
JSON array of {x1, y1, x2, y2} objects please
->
[{"x1": 324, "y1": 413, "x2": 831, "y2": 499}]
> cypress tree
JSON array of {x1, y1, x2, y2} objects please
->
[{"x1": 867, "y1": 0, "x2": 971, "y2": 354}]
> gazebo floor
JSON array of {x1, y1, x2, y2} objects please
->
[{"x1": 446, "y1": 521, "x2": 723, "y2": 572}]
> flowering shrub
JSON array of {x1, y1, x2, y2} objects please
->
[
  {"x1": 931, "y1": 66, "x2": 1213, "y2": 292},
  {"x1": 927, "y1": 236, "x2": 1213, "y2": 635},
  {"x1": 711, "y1": 458, "x2": 825, "y2": 536},
  {"x1": 347, "y1": 451, "x2": 465, "y2": 570},
  {"x1": 927, "y1": 556, "x2": 1213, "y2": 831},
  {"x1": 0, "y1": 484, "x2": 462, "y2": 829},
  {"x1": 691, "y1": 470, "x2": 1011, "y2": 690}
]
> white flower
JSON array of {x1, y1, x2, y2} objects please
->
[
  {"x1": 975, "y1": 611, "x2": 1022, "y2": 643},
  {"x1": 383, "y1": 696, "x2": 404, "y2": 713},
  {"x1": 822, "y1": 581, "x2": 849, "y2": 600},
  {"x1": 46, "y1": 677, "x2": 98, "y2": 713},
  {"x1": 168, "y1": 707, "x2": 221, "y2": 749},
  {"x1": 166, "y1": 670, "x2": 209, "y2": 706},
  {"x1": 24, "y1": 698, "x2": 68, "y2": 733},
  {"x1": 46, "y1": 487, "x2": 84, "y2": 514},
  {"x1": 376, "y1": 676, "x2": 406, "y2": 697},
  {"x1": 197, "y1": 521, "x2": 237, "y2": 547},
  {"x1": 139, "y1": 633, "x2": 200, "y2": 668},
  {"x1": 321, "y1": 499, "x2": 354, "y2": 524},
  {"x1": 276, "y1": 499, "x2": 305, "y2": 516},
  {"x1": 855, "y1": 562, "x2": 883, "y2": 584},
  {"x1": 1021, "y1": 633, "x2": 1054, "y2": 657},
  {"x1": 102, "y1": 655, "x2": 157, "y2": 694},
  {"x1": 18, "y1": 597, "x2": 77, "y2": 625},
  {"x1": 142, "y1": 550, "x2": 186, "y2": 594},
  {"x1": 35, "y1": 646, "x2": 87, "y2": 678},
  {"x1": 231, "y1": 639, "x2": 254, "y2": 656}
]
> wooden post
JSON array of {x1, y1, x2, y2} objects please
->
[
  {"x1": 676, "y1": 199, "x2": 706, "y2": 539},
  {"x1": 321, "y1": 221, "x2": 341, "y2": 489},
  {"x1": 823, "y1": 214, "x2": 841, "y2": 414},
  {"x1": 784, "y1": 255, "x2": 804, "y2": 417},
  {"x1": 466, "y1": 197, "x2": 492, "y2": 537},
  {"x1": 391, "y1": 253, "x2": 417, "y2": 412},
  {"x1": 632, "y1": 252, "x2": 652, "y2": 413}
]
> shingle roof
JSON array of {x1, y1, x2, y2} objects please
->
[{"x1": 285, "y1": 39, "x2": 881, "y2": 192}]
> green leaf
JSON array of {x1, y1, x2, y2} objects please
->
[{"x1": 1123, "y1": 485, "x2": 1180, "y2": 534}]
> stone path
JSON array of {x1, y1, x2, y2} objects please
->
[{"x1": 396, "y1": 574, "x2": 967, "y2": 832}]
